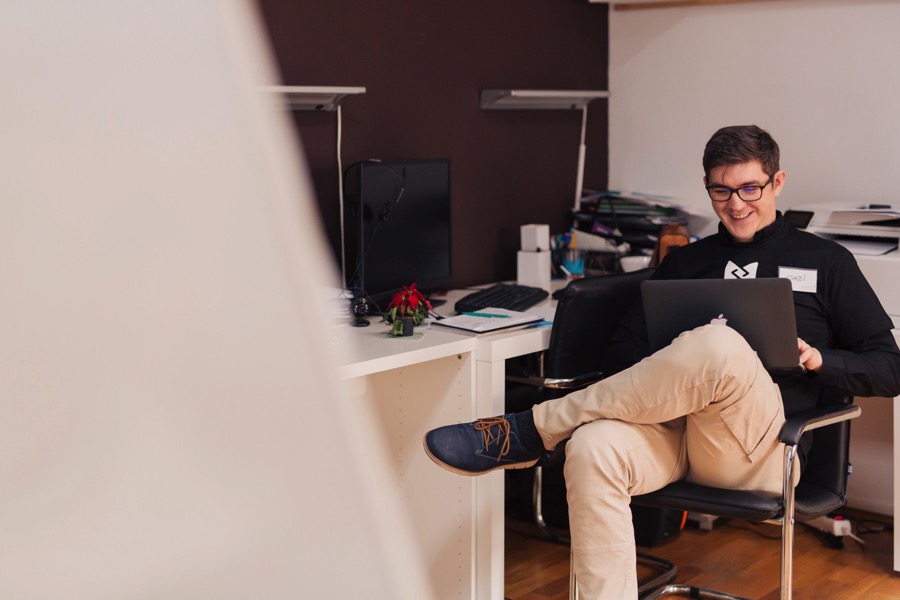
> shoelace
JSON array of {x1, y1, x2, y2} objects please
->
[{"x1": 474, "y1": 416, "x2": 511, "y2": 461}]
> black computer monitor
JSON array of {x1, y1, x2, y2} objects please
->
[{"x1": 344, "y1": 159, "x2": 452, "y2": 312}]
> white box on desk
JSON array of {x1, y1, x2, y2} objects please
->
[
  {"x1": 517, "y1": 250, "x2": 551, "y2": 286},
  {"x1": 520, "y1": 224, "x2": 550, "y2": 252}
]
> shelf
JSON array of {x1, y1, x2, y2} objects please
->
[
  {"x1": 480, "y1": 89, "x2": 609, "y2": 110},
  {"x1": 598, "y1": 0, "x2": 777, "y2": 10},
  {"x1": 264, "y1": 85, "x2": 366, "y2": 111}
]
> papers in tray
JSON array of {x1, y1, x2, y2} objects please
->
[
  {"x1": 430, "y1": 307, "x2": 544, "y2": 335},
  {"x1": 833, "y1": 237, "x2": 898, "y2": 256}
]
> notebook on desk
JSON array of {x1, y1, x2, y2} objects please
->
[
  {"x1": 641, "y1": 278, "x2": 803, "y2": 375},
  {"x1": 430, "y1": 307, "x2": 543, "y2": 336}
]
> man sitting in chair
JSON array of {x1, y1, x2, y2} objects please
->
[{"x1": 424, "y1": 125, "x2": 900, "y2": 599}]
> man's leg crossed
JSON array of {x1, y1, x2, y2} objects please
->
[{"x1": 425, "y1": 324, "x2": 781, "y2": 477}]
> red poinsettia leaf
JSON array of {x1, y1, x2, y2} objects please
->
[{"x1": 389, "y1": 289, "x2": 405, "y2": 309}]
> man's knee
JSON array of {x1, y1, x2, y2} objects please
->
[
  {"x1": 675, "y1": 324, "x2": 760, "y2": 373},
  {"x1": 565, "y1": 420, "x2": 686, "y2": 499},
  {"x1": 564, "y1": 421, "x2": 634, "y2": 487}
]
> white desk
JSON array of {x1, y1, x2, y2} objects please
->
[
  {"x1": 851, "y1": 255, "x2": 900, "y2": 573},
  {"x1": 335, "y1": 287, "x2": 554, "y2": 600}
]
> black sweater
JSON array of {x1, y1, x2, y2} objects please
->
[{"x1": 606, "y1": 213, "x2": 900, "y2": 420}]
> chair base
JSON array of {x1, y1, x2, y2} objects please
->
[
  {"x1": 637, "y1": 552, "x2": 677, "y2": 597},
  {"x1": 569, "y1": 550, "x2": 679, "y2": 600},
  {"x1": 642, "y1": 583, "x2": 748, "y2": 600}
]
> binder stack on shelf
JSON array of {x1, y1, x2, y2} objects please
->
[{"x1": 573, "y1": 191, "x2": 691, "y2": 257}]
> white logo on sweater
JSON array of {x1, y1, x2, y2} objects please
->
[{"x1": 724, "y1": 261, "x2": 758, "y2": 279}]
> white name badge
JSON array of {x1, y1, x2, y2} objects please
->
[{"x1": 778, "y1": 267, "x2": 817, "y2": 293}]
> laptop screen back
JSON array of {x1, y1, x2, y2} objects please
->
[{"x1": 641, "y1": 278, "x2": 800, "y2": 374}]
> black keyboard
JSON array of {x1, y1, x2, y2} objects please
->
[{"x1": 454, "y1": 283, "x2": 550, "y2": 313}]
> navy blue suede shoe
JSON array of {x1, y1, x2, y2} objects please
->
[{"x1": 423, "y1": 413, "x2": 544, "y2": 476}]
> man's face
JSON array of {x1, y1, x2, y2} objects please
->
[{"x1": 705, "y1": 161, "x2": 785, "y2": 243}]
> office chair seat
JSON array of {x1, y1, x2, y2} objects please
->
[
  {"x1": 635, "y1": 481, "x2": 782, "y2": 522},
  {"x1": 634, "y1": 477, "x2": 847, "y2": 524}
]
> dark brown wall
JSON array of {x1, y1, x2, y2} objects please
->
[{"x1": 256, "y1": 0, "x2": 609, "y2": 289}]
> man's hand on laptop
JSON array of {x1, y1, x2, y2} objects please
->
[{"x1": 797, "y1": 338, "x2": 823, "y2": 372}]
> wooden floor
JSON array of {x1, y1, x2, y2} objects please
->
[{"x1": 505, "y1": 509, "x2": 900, "y2": 599}]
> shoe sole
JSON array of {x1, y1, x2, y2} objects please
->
[{"x1": 421, "y1": 436, "x2": 540, "y2": 476}]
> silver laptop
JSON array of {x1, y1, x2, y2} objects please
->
[{"x1": 642, "y1": 278, "x2": 802, "y2": 375}]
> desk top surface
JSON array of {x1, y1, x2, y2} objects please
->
[{"x1": 335, "y1": 281, "x2": 563, "y2": 378}]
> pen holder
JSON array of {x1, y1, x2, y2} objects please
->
[{"x1": 561, "y1": 248, "x2": 586, "y2": 279}]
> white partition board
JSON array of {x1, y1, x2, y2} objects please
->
[{"x1": 0, "y1": 1, "x2": 432, "y2": 598}]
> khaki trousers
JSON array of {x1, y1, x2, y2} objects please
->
[{"x1": 532, "y1": 324, "x2": 788, "y2": 600}]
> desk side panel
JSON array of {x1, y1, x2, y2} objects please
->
[
  {"x1": 846, "y1": 395, "x2": 894, "y2": 516},
  {"x1": 474, "y1": 358, "x2": 514, "y2": 600},
  {"x1": 364, "y1": 353, "x2": 478, "y2": 597},
  {"x1": 852, "y1": 256, "x2": 900, "y2": 570}
]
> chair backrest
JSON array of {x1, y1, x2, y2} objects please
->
[
  {"x1": 544, "y1": 268, "x2": 654, "y2": 380},
  {"x1": 795, "y1": 389, "x2": 854, "y2": 518}
]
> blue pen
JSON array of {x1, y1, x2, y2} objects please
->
[{"x1": 462, "y1": 311, "x2": 510, "y2": 319}]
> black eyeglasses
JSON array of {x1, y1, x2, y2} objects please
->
[{"x1": 706, "y1": 176, "x2": 772, "y2": 203}]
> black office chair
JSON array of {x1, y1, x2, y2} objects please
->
[
  {"x1": 506, "y1": 268, "x2": 656, "y2": 539},
  {"x1": 535, "y1": 274, "x2": 861, "y2": 600},
  {"x1": 504, "y1": 269, "x2": 679, "y2": 593},
  {"x1": 507, "y1": 268, "x2": 656, "y2": 400},
  {"x1": 504, "y1": 270, "x2": 862, "y2": 599}
]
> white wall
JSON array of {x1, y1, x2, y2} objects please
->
[
  {"x1": 610, "y1": 0, "x2": 900, "y2": 235},
  {"x1": 609, "y1": 0, "x2": 900, "y2": 516}
]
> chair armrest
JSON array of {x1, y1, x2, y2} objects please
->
[
  {"x1": 777, "y1": 403, "x2": 861, "y2": 446},
  {"x1": 506, "y1": 371, "x2": 604, "y2": 390}
]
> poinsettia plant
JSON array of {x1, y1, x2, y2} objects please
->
[{"x1": 382, "y1": 282, "x2": 433, "y2": 336}]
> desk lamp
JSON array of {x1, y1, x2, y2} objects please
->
[
  {"x1": 480, "y1": 89, "x2": 609, "y2": 211},
  {"x1": 265, "y1": 85, "x2": 367, "y2": 322}
]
